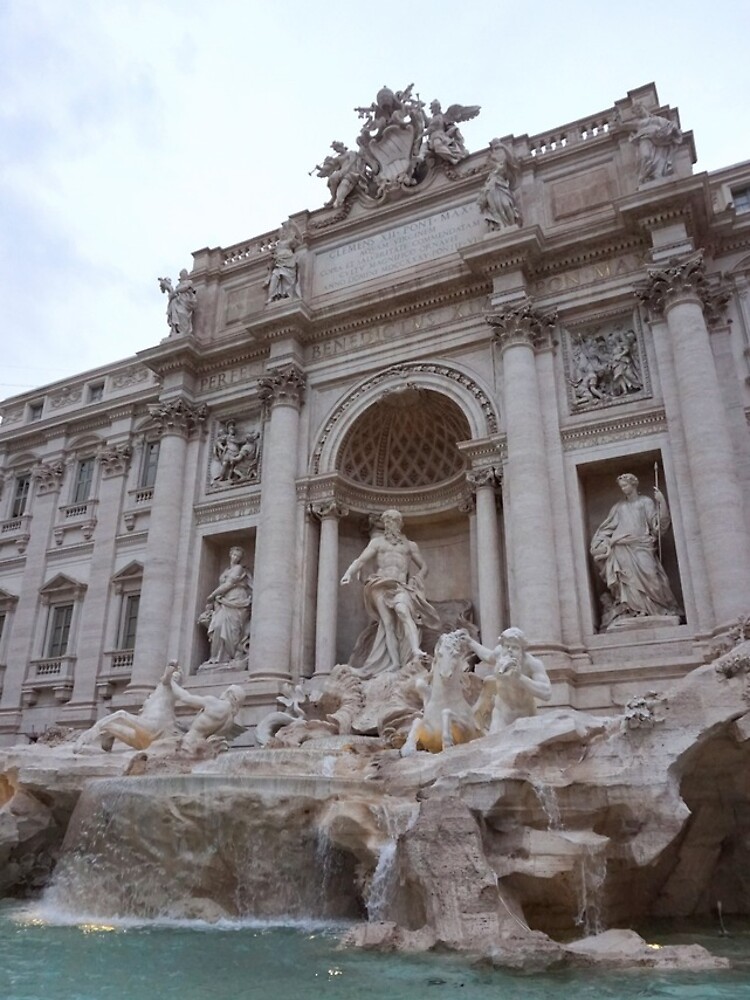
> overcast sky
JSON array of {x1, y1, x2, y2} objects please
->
[{"x1": 2, "y1": 0, "x2": 749, "y2": 399}]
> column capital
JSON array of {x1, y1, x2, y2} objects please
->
[
  {"x1": 98, "y1": 443, "x2": 133, "y2": 478},
  {"x1": 635, "y1": 251, "x2": 706, "y2": 314},
  {"x1": 31, "y1": 459, "x2": 65, "y2": 495},
  {"x1": 147, "y1": 397, "x2": 208, "y2": 439},
  {"x1": 486, "y1": 299, "x2": 557, "y2": 352},
  {"x1": 309, "y1": 499, "x2": 349, "y2": 521},
  {"x1": 466, "y1": 466, "x2": 501, "y2": 491},
  {"x1": 258, "y1": 362, "x2": 307, "y2": 411}
]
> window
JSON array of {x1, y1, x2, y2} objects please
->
[
  {"x1": 28, "y1": 402, "x2": 44, "y2": 422},
  {"x1": 47, "y1": 604, "x2": 73, "y2": 658},
  {"x1": 11, "y1": 475, "x2": 30, "y2": 518},
  {"x1": 734, "y1": 186, "x2": 750, "y2": 214},
  {"x1": 88, "y1": 383, "x2": 104, "y2": 403},
  {"x1": 140, "y1": 441, "x2": 160, "y2": 489},
  {"x1": 119, "y1": 594, "x2": 140, "y2": 649},
  {"x1": 73, "y1": 458, "x2": 95, "y2": 504}
]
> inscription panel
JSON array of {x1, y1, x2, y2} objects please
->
[{"x1": 313, "y1": 203, "x2": 484, "y2": 296}]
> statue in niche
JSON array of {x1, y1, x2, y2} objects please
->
[
  {"x1": 158, "y1": 269, "x2": 197, "y2": 338},
  {"x1": 569, "y1": 326, "x2": 643, "y2": 408},
  {"x1": 198, "y1": 546, "x2": 253, "y2": 667},
  {"x1": 212, "y1": 420, "x2": 259, "y2": 484},
  {"x1": 462, "y1": 627, "x2": 552, "y2": 731},
  {"x1": 623, "y1": 103, "x2": 682, "y2": 184},
  {"x1": 311, "y1": 141, "x2": 362, "y2": 208},
  {"x1": 478, "y1": 138, "x2": 520, "y2": 229},
  {"x1": 424, "y1": 99, "x2": 480, "y2": 166},
  {"x1": 340, "y1": 509, "x2": 441, "y2": 675},
  {"x1": 591, "y1": 473, "x2": 682, "y2": 626},
  {"x1": 265, "y1": 219, "x2": 303, "y2": 302}
]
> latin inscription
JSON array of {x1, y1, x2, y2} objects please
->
[
  {"x1": 199, "y1": 362, "x2": 262, "y2": 394},
  {"x1": 307, "y1": 299, "x2": 485, "y2": 361},
  {"x1": 313, "y1": 203, "x2": 484, "y2": 295},
  {"x1": 533, "y1": 253, "x2": 644, "y2": 295}
]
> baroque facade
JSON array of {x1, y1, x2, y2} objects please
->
[{"x1": 1, "y1": 82, "x2": 750, "y2": 744}]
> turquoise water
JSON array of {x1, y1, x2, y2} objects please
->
[{"x1": 3, "y1": 901, "x2": 750, "y2": 1000}]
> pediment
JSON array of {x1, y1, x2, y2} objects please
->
[
  {"x1": 0, "y1": 587, "x2": 19, "y2": 611},
  {"x1": 39, "y1": 573, "x2": 87, "y2": 601}
]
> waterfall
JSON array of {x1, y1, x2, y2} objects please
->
[
  {"x1": 574, "y1": 845, "x2": 608, "y2": 936},
  {"x1": 531, "y1": 779, "x2": 562, "y2": 830}
]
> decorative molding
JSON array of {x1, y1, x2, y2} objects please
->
[
  {"x1": 560, "y1": 406, "x2": 667, "y2": 451},
  {"x1": 257, "y1": 363, "x2": 307, "y2": 411},
  {"x1": 147, "y1": 398, "x2": 208, "y2": 438},
  {"x1": 486, "y1": 299, "x2": 557, "y2": 352},
  {"x1": 466, "y1": 467, "x2": 500, "y2": 490},
  {"x1": 49, "y1": 386, "x2": 83, "y2": 410},
  {"x1": 194, "y1": 493, "x2": 261, "y2": 525}
]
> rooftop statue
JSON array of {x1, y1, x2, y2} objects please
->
[
  {"x1": 478, "y1": 138, "x2": 520, "y2": 229},
  {"x1": 424, "y1": 99, "x2": 480, "y2": 166},
  {"x1": 158, "y1": 268, "x2": 197, "y2": 337},
  {"x1": 313, "y1": 84, "x2": 480, "y2": 208},
  {"x1": 340, "y1": 508, "x2": 441, "y2": 674},
  {"x1": 265, "y1": 219, "x2": 304, "y2": 303},
  {"x1": 623, "y1": 102, "x2": 682, "y2": 184}
]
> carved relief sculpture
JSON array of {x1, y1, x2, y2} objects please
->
[
  {"x1": 158, "y1": 269, "x2": 197, "y2": 337},
  {"x1": 567, "y1": 322, "x2": 645, "y2": 410},
  {"x1": 265, "y1": 219, "x2": 304, "y2": 302},
  {"x1": 198, "y1": 546, "x2": 253, "y2": 668},
  {"x1": 211, "y1": 420, "x2": 260, "y2": 484},
  {"x1": 623, "y1": 102, "x2": 682, "y2": 184},
  {"x1": 591, "y1": 473, "x2": 682, "y2": 627},
  {"x1": 340, "y1": 509, "x2": 441, "y2": 675},
  {"x1": 478, "y1": 138, "x2": 520, "y2": 229}
]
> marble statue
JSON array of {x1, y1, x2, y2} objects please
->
[
  {"x1": 591, "y1": 473, "x2": 681, "y2": 623},
  {"x1": 265, "y1": 219, "x2": 303, "y2": 302},
  {"x1": 463, "y1": 627, "x2": 552, "y2": 730},
  {"x1": 158, "y1": 269, "x2": 197, "y2": 337},
  {"x1": 341, "y1": 509, "x2": 441, "y2": 674},
  {"x1": 624, "y1": 103, "x2": 682, "y2": 184},
  {"x1": 74, "y1": 661, "x2": 180, "y2": 752},
  {"x1": 168, "y1": 672, "x2": 244, "y2": 753},
  {"x1": 401, "y1": 631, "x2": 482, "y2": 755},
  {"x1": 424, "y1": 100, "x2": 480, "y2": 166},
  {"x1": 478, "y1": 138, "x2": 520, "y2": 229},
  {"x1": 312, "y1": 141, "x2": 362, "y2": 208},
  {"x1": 212, "y1": 421, "x2": 259, "y2": 483},
  {"x1": 199, "y1": 546, "x2": 253, "y2": 665}
]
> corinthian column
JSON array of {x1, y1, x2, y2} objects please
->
[
  {"x1": 487, "y1": 301, "x2": 561, "y2": 645},
  {"x1": 310, "y1": 500, "x2": 348, "y2": 676},
  {"x1": 129, "y1": 398, "x2": 207, "y2": 698},
  {"x1": 249, "y1": 363, "x2": 306, "y2": 678},
  {"x1": 466, "y1": 468, "x2": 503, "y2": 645},
  {"x1": 638, "y1": 253, "x2": 750, "y2": 625}
]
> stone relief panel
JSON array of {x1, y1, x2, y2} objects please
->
[
  {"x1": 208, "y1": 418, "x2": 261, "y2": 491},
  {"x1": 562, "y1": 313, "x2": 650, "y2": 414}
]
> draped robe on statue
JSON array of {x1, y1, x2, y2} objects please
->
[{"x1": 352, "y1": 574, "x2": 441, "y2": 676}]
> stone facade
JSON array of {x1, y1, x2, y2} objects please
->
[{"x1": 1, "y1": 82, "x2": 750, "y2": 743}]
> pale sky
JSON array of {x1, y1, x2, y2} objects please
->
[{"x1": 2, "y1": 0, "x2": 749, "y2": 399}]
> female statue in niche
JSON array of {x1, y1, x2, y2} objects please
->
[
  {"x1": 200, "y1": 546, "x2": 253, "y2": 665},
  {"x1": 590, "y1": 473, "x2": 681, "y2": 626}
]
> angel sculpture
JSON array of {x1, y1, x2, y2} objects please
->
[
  {"x1": 425, "y1": 99, "x2": 480, "y2": 165},
  {"x1": 312, "y1": 141, "x2": 362, "y2": 208}
]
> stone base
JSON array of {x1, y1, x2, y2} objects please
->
[
  {"x1": 197, "y1": 657, "x2": 248, "y2": 674},
  {"x1": 605, "y1": 614, "x2": 681, "y2": 633}
]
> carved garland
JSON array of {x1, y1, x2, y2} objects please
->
[{"x1": 311, "y1": 363, "x2": 498, "y2": 476}]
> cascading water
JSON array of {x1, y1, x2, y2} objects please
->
[
  {"x1": 531, "y1": 779, "x2": 563, "y2": 831},
  {"x1": 575, "y1": 845, "x2": 608, "y2": 936},
  {"x1": 41, "y1": 774, "x2": 367, "y2": 923}
]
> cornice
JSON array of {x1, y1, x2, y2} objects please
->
[
  {"x1": 560, "y1": 406, "x2": 667, "y2": 451},
  {"x1": 194, "y1": 494, "x2": 261, "y2": 524}
]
